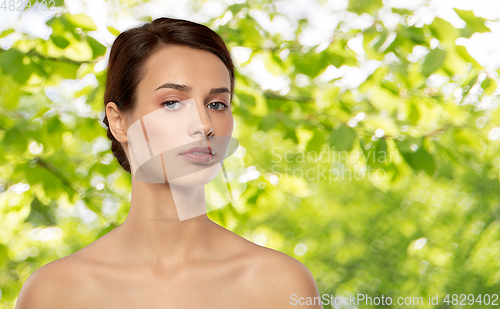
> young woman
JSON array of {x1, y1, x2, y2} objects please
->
[{"x1": 16, "y1": 17, "x2": 322, "y2": 308}]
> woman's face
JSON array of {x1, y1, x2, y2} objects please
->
[{"x1": 122, "y1": 45, "x2": 234, "y2": 185}]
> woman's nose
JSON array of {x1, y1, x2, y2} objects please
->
[{"x1": 190, "y1": 100, "x2": 214, "y2": 138}]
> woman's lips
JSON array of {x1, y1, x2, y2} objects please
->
[
  {"x1": 180, "y1": 152, "x2": 214, "y2": 164},
  {"x1": 179, "y1": 145, "x2": 214, "y2": 164}
]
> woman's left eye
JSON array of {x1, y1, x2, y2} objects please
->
[{"x1": 208, "y1": 102, "x2": 228, "y2": 111}]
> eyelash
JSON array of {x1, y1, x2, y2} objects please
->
[{"x1": 161, "y1": 101, "x2": 229, "y2": 111}]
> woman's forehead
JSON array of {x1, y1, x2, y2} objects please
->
[{"x1": 141, "y1": 46, "x2": 230, "y2": 91}]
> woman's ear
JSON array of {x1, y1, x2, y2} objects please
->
[{"x1": 106, "y1": 102, "x2": 128, "y2": 143}]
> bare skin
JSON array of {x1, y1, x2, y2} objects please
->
[{"x1": 15, "y1": 46, "x2": 323, "y2": 309}]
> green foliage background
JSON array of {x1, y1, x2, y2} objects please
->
[{"x1": 1, "y1": 0, "x2": 500, "y2": 307}]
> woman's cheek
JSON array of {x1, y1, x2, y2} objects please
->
[{"x1": 216, "y1": 115, "x2": 233, "y2": 136}]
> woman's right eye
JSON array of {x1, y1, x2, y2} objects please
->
[{"x1": 162, "y1": 101, "x2": 184, "y2": 110}]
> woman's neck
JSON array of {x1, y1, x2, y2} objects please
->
[{"x1": 116, "y1": 176, "x2": 219, "y2": 266}]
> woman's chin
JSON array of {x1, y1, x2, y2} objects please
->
[{"x1": 166, "y1": 163, "x2": 222, "y2": 186}]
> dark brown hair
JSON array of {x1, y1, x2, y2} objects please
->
[{"x1": 102, "y1": 17, "x2": 235, "y2": 173}]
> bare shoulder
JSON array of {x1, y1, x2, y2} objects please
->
[
  {"x1": 249, "y1": 246, "x2": 322, "y2": 307},
  {"x1": 222, "y1": 229, "x2": 322, "y2": 308},
  {"x1": 15, "y1": 254, "x2": 89, "y2": 309}
]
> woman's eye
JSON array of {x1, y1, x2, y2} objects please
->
[
  {"x1": 162, "y1": 101, "x2": 184, "y2": 110},
  {"x1": 208, "y1": 102, "x2": 228, "y2": 111}
]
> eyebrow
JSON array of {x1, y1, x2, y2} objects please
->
[{"x1": 155, "y1": 83, "x2": 230, "y2": 95}]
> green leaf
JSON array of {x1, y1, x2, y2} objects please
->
[
  {"x1": 362, "y1": 28, "x2": 386, "y2": 60},
  {"x1": 405, "y1": 26, "x2": 427, "y2": 45},
  {"x1": 247, "y1": 193, "x2": 258, "y2": 205},
  {"x1": 51, "y1": 35, "x2": 70, "y2": 49},
  {"x1": 138, "y1": 16, "x2": 153, "y2": 23},
  {"x1": 47, "y1": 16, "x2": 65, "y2": 36},
  {"x1": 422, "y1": 48, "x2": 446, "y2": 77},
  {"x1": 395, "y1": 137, "x2": 421, "y2": 153},
  {"x1": 0, "y1": 28, "x2": 14, "y2": 39},
  {"x1": 0, "y1": 48, "x2": 23, "y2": 75},
  {"x1": 0, "y1": 244, "x2": 8, "y2": 268},
  {"x1": 372, "y1": 30, "x2": 388, "y2": 51},
  {"x1": 455, "y1": 45, "x2": 483, "y2": 69},
  {"x1": 365, "y1": 138, "x2": 388, "y2": 168},
  {"x1": 86, "y1": 36, "x2": 106, "y2": 59},
  {"x1": 329, "y1": 124, "x2": 357, "y2": 152},
  {"x1": 392, "y1": 8, "x2": 412, "y2": 15},
  {"x1": 375, "y1": 137, "x2": 387, "y2": 154},
  {"x1": 453, "y1": 127, "x2": 485, "y2": 153},
  {"x1": 326, "y1": 38, "x2": 358, "y2": 68},
  {"x1": 459, "y1": 28, "x2": 474, "y2": 39},
  {"x1": 25, "y1": 197, "x2": 57, "y2": 226},
  {"x1": 3, "y1": 127, "x2": 27, "y2": 153},
  {"x1": 63, "y1": 13, "x2": 97, "y2": 31},
  {"x1": 463, "y1": 74, "x2": 478, "y2": 93},
  {"x1": 78, "y1": 118, "x2": 103, "y2": 142},
  {"x1": 306, "y1": 129, "x2": 326, "y2": 153},
  {"x1": 370, "y1": 86, "x2": 401, "y2": 113},
  {"x1": 14, "y1": 62, "x2": 34, "y2": 84},
  {"x1": 50, "y1": 61, "x2": 80, "y2": 79},
  {"x1": 429, "y1": 18, "x2": 459, "y2": 45},
  {"x1": 87, "y1": 86, "x2": 105, "y2": 111},
  {"x1": 291, "y1": 49, "x2": 330, "y2": 78},
  {"x1": 347, "y1": 0, "x2": 383, "y2": 15},
  {"x1": 481, "y1": 77, "x2": 497, "y2": 96},
  {"x1": 0, "y1": 75, "x2": 20, "y2": 109},
  {"x1": 44, "y1": 116, "x2": 65, "y2": 149},
  {"x1": 227, "y1": 3, "x2": 247, "y2": 15},
  {"x1": 408, "y1": 102, "x2": 420, "y2": 125},
  {"x1": 454, "y1": 9, "x2": 490, "y2": 33},
  {"x1": 259, "y1": 113, "x2": 280, "y2": 131},
  {"x1": 433, "y1": 139, "x2": 457, "y2": 163},
  {"x1": 284, "y1": 128, "x2": 299, "y2": 144},
  {"x1": 236, "y1": 91, "x2": 256, "y2": 106},
  {"x1": 397, "y1": 141, "x2": 436, "y2": 176},
  {"x1": 107, "y1": 26, "x2": 121, "y2": 36},
  {"x1": 237, "y1": 16, "x2": 263, "y2": 48},
  {"x1": 263, "y1": 50, "x2": 284, "y2": 75}
]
